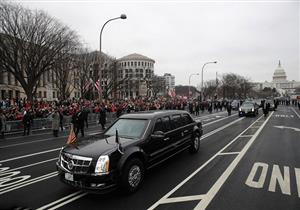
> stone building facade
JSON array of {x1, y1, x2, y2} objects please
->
[{"x1": 116, "y1": 53, "x2": 155, "y2": 99}]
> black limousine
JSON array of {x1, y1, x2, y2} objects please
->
[{"x1": 57, "y1": 110, "x2": 203, "y2": 193}]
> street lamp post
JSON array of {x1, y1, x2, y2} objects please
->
[
  {"x1": 188, "y1": 73, "x2": 199, "y2": 99},
  {"x1": 201, "y1": 61, "x2": 217, "y2": 101},
  {"x1": 98, "y1": 14, "x2": 126, "y2": 101}
]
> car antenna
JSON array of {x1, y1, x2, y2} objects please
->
[{"x1": 115, "y1": 129, "x2": 124, "y2": 154}]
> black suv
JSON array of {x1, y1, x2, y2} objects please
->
[{"x1": 56, "y1": 110, "x2": 203, "y2": 193}]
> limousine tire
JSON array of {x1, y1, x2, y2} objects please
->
[
  {"x1": 189, "y1": 132, "x2": 200, "y2": 154},
  {"x1": 121, "y1": 158, "x2": 145, "y2": 193}
]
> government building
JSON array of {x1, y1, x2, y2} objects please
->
[{"x1": 254, "y1": 61, "x2": 300, "y2": 96}]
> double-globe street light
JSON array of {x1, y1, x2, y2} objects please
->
[
  {"x1": 201, "y1": 61, "x2": 217, "y2": 101},
  {"x1": 189, "y1": 73, "x2": 199, "y2": 99},
  {"x1": 98, "y1": 14, "x2": 127, "y2": 101}
]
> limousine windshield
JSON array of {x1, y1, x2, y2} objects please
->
[{"x1": 105, "y1": 118, "x2": 149, "y2": 139}]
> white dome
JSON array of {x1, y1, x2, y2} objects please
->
[{"x1": 273, "y1": 60, "x2": 287, "y2": 82}]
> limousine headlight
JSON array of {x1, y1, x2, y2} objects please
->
[
  {"x1": 95, "y1": 155, "x2": 110, "y2": 174},
  {"x1": 251, "y1": 108, "x2": 254, "y2": 112},
  {"x1": 239, "y1": 108, "x2": 242, "y2": 112}
]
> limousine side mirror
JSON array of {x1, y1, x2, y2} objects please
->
[{"x1": 151, "y1": 131, "x2": 165, "y2": 140}]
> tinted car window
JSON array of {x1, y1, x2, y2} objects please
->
[
  {"x1": 153, "y1": 118, "x2": 164, "y2": 132},
  {"x1": 171, "y1": 114, "x2": 182, "y2": 129},
  {"x1": 162, "y1": 116, "x2": 171, "y2": 132},
  {"x1": 182, "y1": 114, "x2": 193, "y2": 124}
]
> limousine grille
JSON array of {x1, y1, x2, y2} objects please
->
[{"x1": 61, "y1": 152, "x2": 92, "y2": 174}]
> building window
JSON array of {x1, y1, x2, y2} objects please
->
[
  {"x1": 131, "y1": 62, "x2": 133, "y2": 66},
  {"x1": 134, "y1": 62, "x2": 137, "y2": 66},
  {"x1": 53, "y1": 91, "x2": 55, "y2": 98},
  {"x1": 7, "y1": 72, "x2": 11, "y2": 85},
  {"x1": 0, "y1": 70, "x2": 3, "y2": 84},
  {"x1": 38, "y1": 91, "x2": 42, "y2": 98},
  {"x1": 1, "y1": 90, "x2": 6, "y2": 100},
  {"x1": 15, "y1": 76, "x2": 18, "y2": 86},
  {"x1": 44, "y1": 91, "x2": 47, "y2": 98},
  {"x1": 15, "y1": 90, "x2": 20, "y2": 99},
  {"x1": 8, "y1": 90, "x2": 13, "y2": 99},
  {"x1": 138, "y1": 62, "x2": 140, "y2": 66}
]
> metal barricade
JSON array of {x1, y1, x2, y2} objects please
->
[{"x1": 4, "y1": 112, "x2": 117, "y2": 133}]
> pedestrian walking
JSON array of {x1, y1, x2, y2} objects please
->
[
  {"x1": 59, "y1": 110, "x2": 64, "y2": 131},
  {"x1": 0, "y1": 110, "x2": 5, "y2": 139},
  {"x1": 82, "y1": 106, "x2": 89, "y2": 129},
  {"x1": 52, "y1": 109, "x2": 60, "y2": 137},
  {"x1": 72, "y1": 108, "x2": 85, "y2": 137},
  {"x1": 22, "y1": 110, "x2": 32, "y2": 136},
  {"x1": 227, "y1": 102, "x2": 232, "y2": 116},
  {"x1": 262, "y1": 101, "x2": 269, "y2": 117},
  {"x1": 195, "y1": 102, "x2": 200, "y2": 116},
  {"x1": 99, "y1": 106, "x2": 107, "y2": 130}
]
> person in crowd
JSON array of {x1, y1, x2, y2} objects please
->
[
  {"x1": 99, "y1": 105, "x2": 107, "y2": 130},
  {"x1": 262, "y1": 101, "x2": 269, "y2": 117},
  {"x1": 0, "y1": 110, "x2": 6, "y2": 139},
  {"x1": 195, "y1": 102, "x2": 200, "y2": 116},
  {"x1": 72, "y1": 107, "x2": 85, "y2": 137},
  {"x1": 22, "y1": 110, "x2": 32, "y2": 136},
  {"x1": 82, "y1": 106, "x2": 89, "y2": 129},
  {"x1": 52, "y1": 109, "x2": 60, "y2": 137},
  {"x1": 227, "y1": 102, "x2": 232, "y2": 116},
  {"x1": 59, "y1": 109, "x2": 64, "y2": 131}
]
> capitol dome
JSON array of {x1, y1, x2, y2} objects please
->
[{"x1": 272, "y1": 60, "x2": 287, "y2": 82}]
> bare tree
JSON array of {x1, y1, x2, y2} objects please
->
[{"x1": 0, "y1": 2, "x2": 79, "y2": 101}]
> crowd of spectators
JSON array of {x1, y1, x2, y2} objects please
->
[{"x1": 1, "y1": 96, "x2": 298, "y2": 123}]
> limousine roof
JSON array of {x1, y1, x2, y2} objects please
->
[{"x1": 119, "y1": 110, "x2": 189, "y2": 120}]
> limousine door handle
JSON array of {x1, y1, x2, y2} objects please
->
[{"x1": 164, "y1": 137, "x2": 170, "y2": 141}]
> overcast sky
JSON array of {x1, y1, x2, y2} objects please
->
[{"x1": 16, "y1": 0, "x2": 300, "y2": 86}]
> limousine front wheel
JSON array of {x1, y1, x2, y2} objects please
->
[
  {"x1": 189, "y1": 133, "x2": 200, "y2": 154},
  {"x1": 121, "y1": 158, "x2": 144, "y2": 193}
]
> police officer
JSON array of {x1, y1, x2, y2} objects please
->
[
  {"x1": 99, "y1": 105, "x2": 107, "y2": 130},
  {"x1": 0, "y1": 110, "x2": 5, "y2": 139},
  {"x1": 262, "y1": 101, "x2": 269, "y2": 117},
  {"x1": 227, "y1": 102, "x2": 232, "y2": 116},
  {"x1": 72, "y1": 108, "x2": 85, "y2": 137},
  {"x1": 22, "y1": 110, "x2": 32, "y2": 136}
]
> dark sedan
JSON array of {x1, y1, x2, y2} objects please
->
[
  {"x1": 57, "y1": 110, "x2": 202, "y2": 193},
  {"x1": 239, "y1": 102, "x2": 259, "y2": 117}
]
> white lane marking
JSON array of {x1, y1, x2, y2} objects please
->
[
  {"x1": 0, "y1": 148, "x2": 61, "y2": 163},
  {"x1": 240, "y1": 135, "x2": 253, "y2": 138},
  {"x1": 245, "y1": 162, "x2": 269, "y2": 189},
  {"x1": 36, "y1": 191, "x2": 84, "y2": 210},
  {"x1": 218, "y1": 152, "x2": 240, "y2": 156},
  {"x1": 148, "y1": 115, "x2": 264, "y2": 210},
  {"x1": 4, "y1": 123, "x2": 101, "y2": 140},
  {"x1": 194, "y1": 111, "x2": 227, "y2": 120},
  {"x1": 0, "y1": 158, "x2": 58, "y2": 174},
  {"x1": 0, "y1": 171, "x2": 31, "y2": 188},
  {"x1": 0, "y1": 172, "x2": 58, "y2": 195},
  {"x1": 201, "y1": 117, "x2": 244, "y2": 140},
  {"x1": 295, "y1": 168, "x2": 300, "y2": 198},
  {"x1": 160, "y1": 195, "x2": 206, "y2": 204},
  {"x1": 273, "y1": 125, "x2": 300, "y2": 132},
  {"x1": 268, "y1": 165, "x2": 291, "y2": 195},
  {"x1": 194, "y1": 112, "x2": 273, "y2": 210},
  {"x1": 0, "y1": 130, "x2": 104, "y2": 149},
  {"x1": 202, "y1": 114, "x2": 237, "y2": 127},
  {"x1": 0, "y1": 138, "x2": 66, "y2": 149},
  {"x1": 47, "y1": 192, "x2": 88, "y2": 210},
  {"x1": 291, "y1": 107, "x2": 300, "y2": 119}
]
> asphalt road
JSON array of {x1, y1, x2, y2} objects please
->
[{"x1": 0, "y1": 106, "x2": 299, "y2": 210}]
